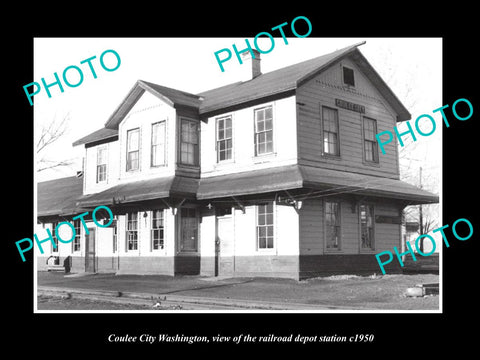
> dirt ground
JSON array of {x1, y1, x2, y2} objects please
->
[{"x1": 37, "y1": 272, "x2": 440, "y2": 311}]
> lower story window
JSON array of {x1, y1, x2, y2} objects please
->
[
  {"x1": 52, "y1": 222, "x2": 59, "y2": 253},
  {"x1": 257, "y1": 203, "x2": 274, "y2": 249},
  {"x1": 325, "y1": 201, "x2": 340, "y2": 249},
  {"x1": 151, "y1": 209, "x2": 165, "y2": 250},
  {"x1": 360, "y1": 204, "x2": 375, "y2": 249},
  {"x1": 72, "y1": 219, "x2": 81, "y2": 252},
  {"x1": 126, "y1": 212, "x2": 138, "y2": 251}
]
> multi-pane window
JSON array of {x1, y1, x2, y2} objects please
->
[
  {"x1": 126, "y1": 212, "x2": 138, "y2": 251},
  {"x1": 126, "y1": 128, "x2": 140, "y2": 171},
  {"x1": 363, "y1": 117, "x2": 379, "y2": 163},
  {"x1": 325, "y1": 201, "x2": 340, "y2": 249},
  {"x1": 180, "y1": 208, "x2": 198, "y2": 252},
  {"x1": 151, "y1": 209, "x2": 165, "y2": 250},
  {"x1": 343, "y1": 66, "x2": 355, "y2": 86},
  {"x1": 322, "y1": 106, "x2": 339, "y2": 156},
  {"x1": 151, "y1": 121, "x2": 166, "y2": 167},
  {"x1": 51, "y1": 221, "x2": 59, "y2": 253},
  {"x1": 180, "y1": 119, "x2": 199, "y2": 165},
  {"x1": 216, "y1": 116, "x2": 232, "y2": 162},
  {"x1": 72, "y1": 219, "x2": 81, "y2": 252},
  {"x1": 254, "y1": 106, "x2": 273, "y2": 155},
  {"x1": 257, "y1": 203, "x2": 274, "y2": 249},
  {"x1": 360, "y1": 204, "x2": 375, "y2": 250},
  {"x1": 96, "y1": 146, "x2": 107, "y2": 183}
]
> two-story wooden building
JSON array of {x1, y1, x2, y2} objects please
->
[{"x1": 36, "y1": 42, "x2": 438, "y2": 279}]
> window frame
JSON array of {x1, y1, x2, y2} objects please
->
[
  {"x1": 126, "y1": 128, "x2": 140, "y2": 172},
  {"x1": 256, "y1": 202, "x2": 275, "y2": 251},
  {"x1": 151, "y1": 121, "x2": 166, "y2": 167},
  {"x1": 126, "y1": 212, "x2": 138, "y2": 251},
  {"x1": 96, "y1": 145, "x2": 108, "y2": 183},
  {"x1": 321, "y1": 106, "x2": 340, "y2": 157},
  {"x1": 179, "y1": 118, "x2": 199, "y2": 166},
  {"x1": 342, "y1": 65, "x2": 355, "y2": 87},
  {"x1": 216, "y1": 115, "x2": 233, "y2": 162},
  {"x1": 362, "y1": 116, "x2": 379, "y2": 164},
  {"x1": 359, "y1": 204, "x2": 375, "y2": 251},
  {"x1": 151, "y1": 209, "x2": 165, "y2": 251},
  {"x1": 72, "y1": 219, "x2": 81, "y2": 252},
  {"x1": 324, "y1": 200, "x2": 341, "y2": 251},
  {"x1": 254, "y1": 105, "x2": 274, "y2": 156}
]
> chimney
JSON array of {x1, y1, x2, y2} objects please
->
[{"x1": 240, "y1": 49, "x2": 262, "y2": 81}]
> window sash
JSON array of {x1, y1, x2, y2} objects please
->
[
  {"x1": 96, "y1": 164, "x2": 107, "y2": 182},
  {"x1": 72, "y1": 219, "x2": 81, "y2": 252},
  {"x1": 216, "y1": 117, "x2": 233, "y2": 161},
  {"x1": 180, "y1": 120, "x2": 199, "y2": 165},
  {"x1": 322, "y1": 107, "x2": 339, "y2": 155},
  {"x1": 254, "y1": 107, "x2": 273, "y2": 155},
  {"x1": 363, "y1": 118, "x2": 378, "y2": 163},
  {"x1": 151, "y1": 210, "x2": 165, "y2": 250},
  {"x1": 360, "y1": 205, "x2": 375, "y2": 249},
  {"x1": 151, "y1": 122, "x2": 166, "y2": 167},
  {"x1": 126, "y1": 212, "x2": 138, "y2": 251},
  {"x1": 126, "y1": 129, "x2": 140, "y2": 171},
  {"x1": 325, "y1": 201, "x2": 340, "y2": 249},
  {"x1": 257, "y1": 203, "x2": 274, "y2": 249}
]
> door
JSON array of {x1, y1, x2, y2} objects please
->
[
  {"x1": 85, "y1": 228, "x2": 96, "y2": 272},
  {"x1": 217, "y1": 216, "x2": 234, "y2": 276}
]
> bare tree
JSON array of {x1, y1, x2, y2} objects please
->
[{"x1": 36, "y1": 113, "x2": 75, "y2": 172}]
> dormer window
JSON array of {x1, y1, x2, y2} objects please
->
[{"x1": 342, "y1": 66, "x2": 355, "y2": 87}]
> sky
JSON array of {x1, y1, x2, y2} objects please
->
[{"x1": 33, "y1": 37, "x2": 442, "y2": 190}]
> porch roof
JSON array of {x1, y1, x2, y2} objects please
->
[
  {"x1": 197, "y1": 164, "x2": 439, "y2": 205},
  {"x1": 37, "y1": 176, "x2": 84, "y2": 218},
  {"x1": 75, "y1": 175, "x2": 199, "y2": 208}
]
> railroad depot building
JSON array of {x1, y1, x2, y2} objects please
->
[{"x1": 36, "y1": 42, "x2": 438, "y2": 279}]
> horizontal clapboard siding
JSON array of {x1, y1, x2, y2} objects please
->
[
  {"x1": 299, "y1": 197, "x2": 402, "y2": 256},
  {"x1": 296, "y1": 57, "x2": 400, "y2": 179}
]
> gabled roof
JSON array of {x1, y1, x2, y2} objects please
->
[
  {"x1": 74, "y1": 41, "x2": 410, "y2": 147},
  {"x1": 103, "y1": 80, "x2": 203, "y2": 130}
]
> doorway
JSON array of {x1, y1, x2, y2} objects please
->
[{"x1": 216, "y1": 212, "x2": 234, "y2": 276}]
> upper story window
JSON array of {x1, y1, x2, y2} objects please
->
[
  {"x1": 254, "y1": 106, "x2": 273, "y2": 156},
  {"x1": 342, "y1": 66, "x2": 355, "y2": 87},
  {"x1": 151, "y1": 121, "x2": 166, "y2": 167},
  {"x1": 216, "y1": 116, "x2": 233, "y2": 162},
  {"x1": 180, "y1": 119, "x2": 199, "y2": 166},
  {"x1": 126, "y1": 128, "x2": 140, "y2": 171},
  {"x1": 322, "y1": 106, "x2": 340, "y2": 156},
  {"x1": 96, "y1": 146, "x2": 107, "y2": 183},
  {"x1": 363, "y1": 117, "x2": 379, "y2": 163}
]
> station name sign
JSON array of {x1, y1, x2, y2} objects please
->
[{"x1": 335, "y1": 98, "x2": 365, "y2": 113}]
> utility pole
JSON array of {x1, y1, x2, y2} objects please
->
[{"x1": 419, "y1": 166, "x2": 424, "y2": 253}]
